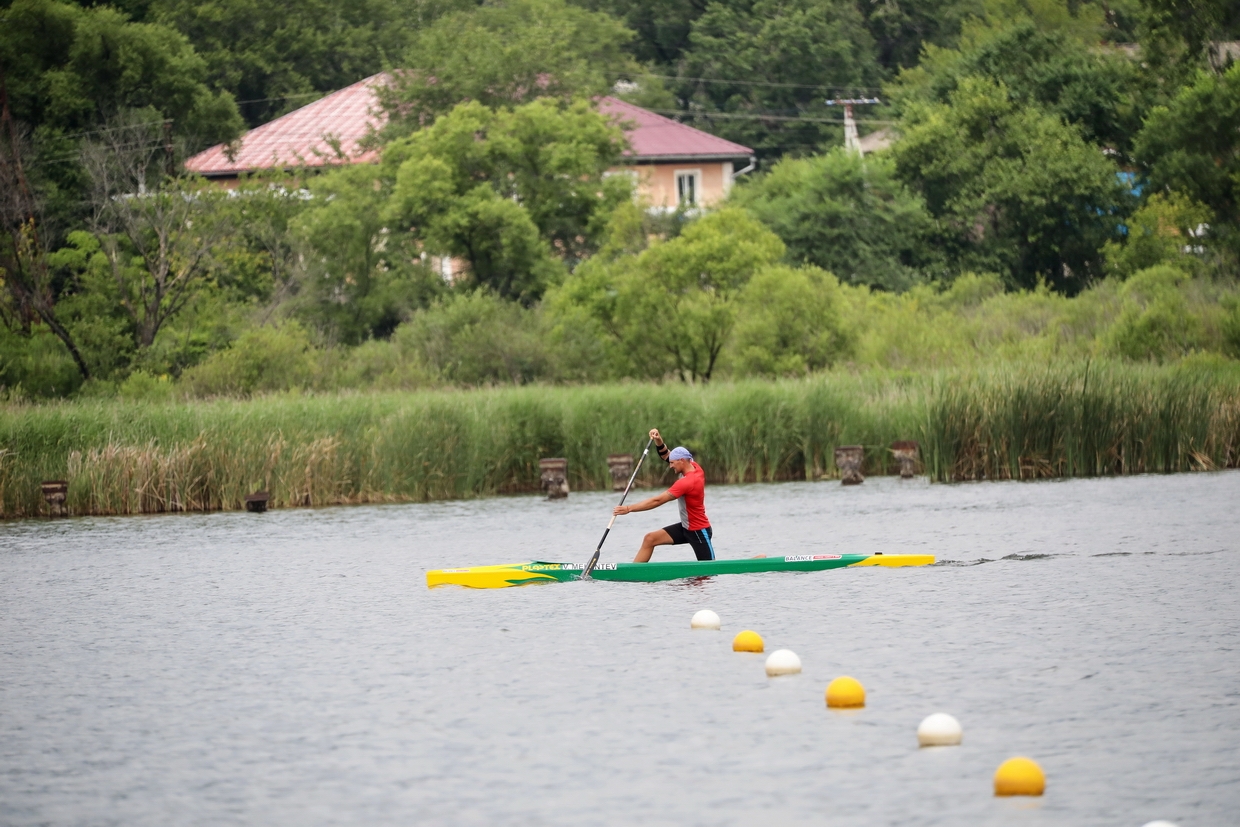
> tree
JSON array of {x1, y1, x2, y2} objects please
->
[
  {"x1": 572, "y1": 0, "x2": 707, "y2": 65},
  {"x1": 730, "y1": 148, "x2": 934, "y2": 290},
  {"x1": 1134, "y1": 64, "x2": 1240, "y2": 237},
  {"x1": 861, "y1": 0, "x2": 984, "y2": 71},
  {"x1": 887, "y1": 20, "x2": 1151, "y2": 157},
  {"x1": 293, "y1": 163, "x2": 443, "y2": 344},
  {"x1": 0, "y1": 75, "x2": 91, "y2": 379},
  {"x1": 556, "y1": 208, "x2": 785, "y2": 381},
  {"x1": 383, "y1": 98, "x2": 630, "y2": 301},
  {"x1": 149, "y1": 0, "x2": 465, "y2": 127},
  {"x1": 673, "y1": 0, "x2": 884, "y2": 160},
  {"x1": 0, "y1": 0, "x2": 240, "y2": 144},
  {"x1": 79, "y1": 115, "x2": 231, "y2": 350},
  {"x1": 379, "y1": 0, "x2": 637, "y2": 132},
  {"x1": 729, "y1": 264, "x2": 852, "y2": 376},
  {"x1": 891, "y1": 77, "x2": 1128, "y2": 292}
]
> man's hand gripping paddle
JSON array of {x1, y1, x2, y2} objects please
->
[{"x1": 581, "y1": 437, "x2": 654, "y2": 579}]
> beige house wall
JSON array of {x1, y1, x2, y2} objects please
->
[{"x1": 613, "y1": 161, "x2": 736, "y2": 210}]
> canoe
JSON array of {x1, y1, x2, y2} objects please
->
[{"x1": 426, "y1": 553, "x2": 935, "y2": 589}]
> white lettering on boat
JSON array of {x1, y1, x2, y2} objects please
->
[
  {"x1": 594, "y1": 563, "x2": 617, "y2": 570},
  {"x1": 784, "y1": 554, "x2": 842, "y2": 562}
]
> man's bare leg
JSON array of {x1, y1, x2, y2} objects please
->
[{"x1": 634, "y1": 529, "x2": 674, "y2": 562}]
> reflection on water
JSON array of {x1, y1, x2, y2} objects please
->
[{"x1": 2, "y1": 472, "x2": 1238, "y2": 826}]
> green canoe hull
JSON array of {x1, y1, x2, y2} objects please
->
[{"x1": 426, "y1": 553, "x2": 935, "y2": 589}]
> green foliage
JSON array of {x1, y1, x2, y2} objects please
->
[
  {"x1": 557, "y1": 208, "x2": 786, "y2": 381},
  {"x1": 179, "y1": 321, "x2": 318, "y2": 397},
  {"x1": 0, "y1": 325, "x2": 84, "y2": 398},
  {"x1": 149, "y1": 0, "x2": 465, "y2": 127},
  {"x1": 729, "y1": 265, "x2": 853, "y2": 376},
  {"x1": 0, "y1": 0, "x2": 242, "y2": 143},
  {"x1": 673, "y1": 0, "x2": 884, "y2": 159},
  {"x1": 888, "y1": 20, "x2": 1150, "y2": 155},
  {"x1": 892, "y1": 77, "x2": 1128, "y2": 291},
  {"x1": 731, "y1": 148, "x2": 934, "y2": 290},
  {"x1": 47, "y1": 230, "x2": 138, "y2": 380},
  {"x1": 1104, "y1": 192, "x2": 1213, "y2": 278},
  {"x1": 1102, "y1": 264, "x2": 1205, "y2": 361},
  {"x1": 395, "y1": 290, "x2": 549, "y2": 384},
  {"x1": 1135, "y1": 64, "x2": 1240, "y2": 237},
  {"x1": 1221, "y1": 296, "x2": 1240, "y2": 359},
  {"x1": 294, "y1": 164, "x2": 444, "y2": 343},
  {"x1": 381, "y1": 0, "x2": 636, "y2": 130},
  {"x1": 383, "y1": 98, "x2": 629, "y2": 301}
]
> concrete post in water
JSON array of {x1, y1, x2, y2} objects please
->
[
  {"x1": 245, "y1": 491, "x2": 271, "y2": 513},
  {"x1": 41, "y1": 480, "x2": 68, "y2": 517},
  {"x1": 540, "y1": 458, "x2": 569, "y2": 499},
  {"x1": 834, "y1": 446, "x2": 865, "y2": 485},
  {"x1": 607, "y1": 453, "x2": 634, "y2": 491},
  {"x1": 890, "y1": 440, "x2": 920, "y2": 479}
]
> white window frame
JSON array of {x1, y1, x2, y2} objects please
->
[{"x1": 674, "y1": 168, "x2": 702, "y2": 208}]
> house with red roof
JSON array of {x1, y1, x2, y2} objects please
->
[{"x1": 185, "y1": 76, "x2": 755, "y2": 210}]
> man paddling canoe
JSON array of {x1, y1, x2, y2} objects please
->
[{"x1": 612, "y1": 428, "x2": 716, "y2": 562}]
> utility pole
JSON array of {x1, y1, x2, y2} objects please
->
[{"x1": 824, "y1": 97, "x2": 881, "y2": 156}]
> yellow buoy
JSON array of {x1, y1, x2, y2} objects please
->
[
  {"x1": 825, "y1": 676, "x2": 866, "y2": 708},
  {"x1": 732, "y1": 630, "x2": 764, "y2": 652},
  {"x1": 993, "y1": 757, "x2": 1045, "y2": 796}
]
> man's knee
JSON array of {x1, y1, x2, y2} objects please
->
[{"x1": 643, "y1": 530, "x2": 668, "y2": 546}]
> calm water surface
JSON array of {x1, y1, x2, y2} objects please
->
[{"x1": 2, "y1": 472, "x2": 1238, "y2": 826}]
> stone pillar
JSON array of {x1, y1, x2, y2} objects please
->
[
  {"x1": 607, "y1": 453, "x2": 634, "y2": 491},
  {"x1": 890, "y1": 440, "x2": 920, "y2": 479},
  {"x1": 41, "y1": 480, "x2": 68, "y2": 517},
  {"x1": 539, "y1": 458, "x2": 569, "y2": 499},
  {"x1": 245, "y1": 491, "x2": 271, "y2": 513},
  {"x1": 834, "y1": 446, "x2": 865, "y2": 486}
]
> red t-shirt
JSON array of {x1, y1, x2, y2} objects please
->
[{"x1": 667, "y1": 461, "x2": 710, "y2": 530}]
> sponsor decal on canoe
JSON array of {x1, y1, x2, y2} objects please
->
[
  {"x1": 784, "y1": 554, "x2": 843, "y2": 562},
  {"x1": 594, "y1": 563, "x2": 617, "y2": 570}
]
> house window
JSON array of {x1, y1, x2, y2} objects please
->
[{"x1": 676, "y1": 170, "x2": 701, "y2": 207}]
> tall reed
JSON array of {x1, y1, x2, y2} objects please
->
[{"x1": 1, "y1": 361, "x2": 1237, "y2": 518}]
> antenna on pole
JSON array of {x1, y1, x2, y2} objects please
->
[{"x1": 824, "y1": 97, "x2": 881, "y2": 156}]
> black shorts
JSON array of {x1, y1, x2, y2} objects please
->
[{"x1": 664, "y1": 523, "x2": 716, "y2": 561}]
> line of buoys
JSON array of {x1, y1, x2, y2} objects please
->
[{"x1": 690, "y1": 611, "x2": 1051, "y2": 801}]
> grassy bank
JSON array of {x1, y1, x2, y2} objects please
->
[{"x1": 1, "y1": 360, "x2": 1238, "y2": 518}]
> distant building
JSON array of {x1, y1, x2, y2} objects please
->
[{"x1": 185, "y1": 76, "x2": 755, "y2": 210}]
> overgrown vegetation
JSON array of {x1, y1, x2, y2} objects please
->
[{"x1": 2, "y1": 360, "x2": 1236, "y2": 517}]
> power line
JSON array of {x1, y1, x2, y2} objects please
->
[
  {"x1": 649, "y1": 108, "x2": 896, "y2": 124},
  {"x1": 631, "y1": 72, "x2": 885, "y2": 93}
]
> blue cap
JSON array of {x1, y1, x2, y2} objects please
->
[{"x1": 668, "y1": 446, "x2": 693, "y2": 461}]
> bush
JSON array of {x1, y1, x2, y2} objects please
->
[
  {"x1": 395, "y1": 290, "x2": 549, "y2": 384},
  {"x1": 0, "y1": 327, "x2": 84, "y2": 399},
  {"x1": 180, "y1": 322, "x2": 319, "y2": 397},
  {"x1": 1102, "y1": 266, "x2": 1206, "y2": 361},
  {"x1": 730, "y1": 265, "x2": 853, "y2": 376}
]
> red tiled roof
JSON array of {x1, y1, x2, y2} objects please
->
[
  {"x1": 598, "y1": 96, "x2": 753, "y2": 161},
  {"x1": 185, "y1": 74, "x2": 388, "y2": 176},
  {"x1": 185, "y1": 83, "x2": 753, "y2": 177}
]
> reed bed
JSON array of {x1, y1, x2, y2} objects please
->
[{"x1": 1, "y1": 360, "x2": 1237, "y2": 518}]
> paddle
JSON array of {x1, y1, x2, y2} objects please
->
[{"x1": 581, "y1": 436, "x2": 655, "y2": 579}]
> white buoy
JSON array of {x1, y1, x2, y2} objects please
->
[
  {"x1": 1139, "y1": 822, "x2": 1180, "y2": 827},
  {"x1": 690, "y1": 609, "x2": 721, "y2": 630},
  {"x1": 917, "y1": 713, "x2": 963, "y2": 746},
  {"x1": 764, "y1": 649, "x2": 802, "y2": 676}
]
